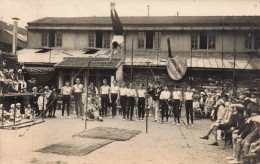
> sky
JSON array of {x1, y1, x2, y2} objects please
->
[{"x1": 1, "y1": 0, "x2": 260, "y2": 28}]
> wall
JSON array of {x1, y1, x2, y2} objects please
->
[{"x1": 27, "y1": 30, "x2": 42, "y2": 48}]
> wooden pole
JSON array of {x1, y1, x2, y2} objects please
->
[
  {"x1": 85, "y1": 61, "x2": 91, "y2": 129},
  {"x1": 1, "y1": 96, "x2": 4, "y2": 125},
  {"x1": 232, "y1": 24, "x2": 236, "y2": 94},
  {"x1": 131, "y1": 37, "x2": 133, "y2": 82},
  {"x1": 190, "y1": 27, "x2": 193, "y2": 87},
  {"x1": 146, "y1": 62, "x2": 149, "y2": 133},
  {"x1": 14, "y1": 97, "x2": 17, "y2": 125},
  {"x1": 221, "y1": 24, "x2": 224, "y2": 92}
]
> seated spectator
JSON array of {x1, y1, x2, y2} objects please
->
[
  {"x1": 86, "y1": 93, "x2": 103, "y2": 121},
  {"x1": 200, "y1": 101, "x2": 242, "y2": 146},
  {"x1": 9, "y1": 104, "x2": 21, "y2": 122},
  {"x1": 24, "y1": 104, "x2": 33, "y2": 119},
  {"x1": 0, "y1": 104, "x2": 11, "y2": 123},
  {"x1": 27, "y1": 78, "x2": 36, "y2": 92},
  {"x1": 193, "y1": 98, "x2": 201, "y2": 117},
  {"x1": 204, "y1": 93, "x2": 215, "y2": 117}
]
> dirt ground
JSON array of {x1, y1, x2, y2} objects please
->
[{"x1": 0, "y1": 110, "x2": 233, "y2": 164}]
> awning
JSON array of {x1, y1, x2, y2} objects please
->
[
  {"x1": 124, "y1": 51, "x2": 260, "y2": 70},
  {"x1": 55, "y1": 57, "x2": 123, "y2": 69}
]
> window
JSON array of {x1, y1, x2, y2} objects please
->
[
  {"x1": 191, "y1": 34, "x2": 198, "y2": 49},
  {"x1": 138, "y1": 32, "x2": 145, "y2": 49},
  {"x1": 41, "y1": 33, "x2": 48, "y2": 47},
  {"x1": 103, "y1": 32, "x2": 110, "y2": 48},
  {"x1": 154, "y1": 32, "x2": 161, "y2": 50},
  {"x1": 208, "y1": 35, "x2": 216, "y2": 49},
  {"x1": 96, "y1": 31, "x2": 103, "y2": 48},
  {"x1": 146, "y1": 31, "x2": 153, "y2": 49},
  {"x1": 55, "y1": 32, "x2": 62, "y2": 47},
  {"x1": 200, "y1": 33, "x2": 207, "y2": 49},
  {"x1": 89, "y1": 33, "x2": 95, "y2": 48},
  {"x1": 245, "y1": 33, "x2": 254, "y2": 49}
]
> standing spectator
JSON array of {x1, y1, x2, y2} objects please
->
[
  {"x1": 17, "y1": 69, "x2": 26, "y2": 92},
  {"x1": 153, "y1": 82, "x2": 162, "y2": 122},
  {"x1": 100, "y1": 79, "x2": 111, "y2": 117},
  {"x1": 38, "y1": 86, "x2": 47, "y2": 118},
  {"x1": 119, "y1": 81, "x2": 127, "y2": 120},
  {"x1": 44, "y1": 86, "x2": 52, "y2": 118},
  {"x1": 31, "y1": 87, "x2": 39, "y2": 117},
  {"x1": 73, "y1": 78, "x2": 84, "y2": 118},
  {"x1": 127, "y1": 83, "x2": 136, "y2": 121},
  {"x1": 49, "y1": 86, "x2": 58, "y2": 118},
  {"x1": 27, "y1": 78, "x2": 36, "y2": 92},
  {"x1": 61, "y1": 81, "x2": 72, "y2": 119},
  {"x1": 137, "y1": 83, "x2": 146, "y2": 121},
  {"x1": 172, "y1": 86, "x2": 182, "y2": 125},
  {"x1": 184, "y1": 86, "x2": 194, "y2": 126},
  {"x1": 110, "y1": 80, "x2": 119, "y2": 119},
  {"x1": 159, "y1": 85, "x2": 171, "y2": 124}
]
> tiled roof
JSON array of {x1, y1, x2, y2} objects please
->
[
  {"x1": 55, "y1": 57, "x2": 122, "y2": 69},
  {"x1": 28, "y1": 16, "x2": 260, "y2": 26},
  {"x1": 0, "y1": 20, "x2": 27, "y2": 36}
]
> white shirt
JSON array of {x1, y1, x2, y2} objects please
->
[
  {"x1": 185, "y1": 92, "x2": 193, "y2": 100},
  {"x1": 74, "y1": 84, "x2": 83, "y2": 93},
  {"x1": 101, "y1": 85, "x2": 110, "y2": 94},
  {"x1": 62, "y1": 86, "x2": 72, "y2": 95},
  {"x1": 160, "y1": 91, "x2": 171, "y2": 100},
  {"x1": 137, "y1": 89, "x2": 146, "y2": 98},
  {"x1": 119, "y1": 87, "x2": 127, "y2": 96},
  {"x1": 127, "y1": 88, "x2": 137, "y2": 97},
  {"x1": 172, "y1": 91, "x2": 182, "y2": 100},
  {"x1": 111, "y1": 86, "x2": 119, "y2": 94}
]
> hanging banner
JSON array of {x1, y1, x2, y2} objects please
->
[{"x1": 166, "y1": 57, "x2": 187, "y2": 81}]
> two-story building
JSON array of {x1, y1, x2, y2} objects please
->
[{"x1": 18, "y1": 16, "x2": 260, "y2": 93}]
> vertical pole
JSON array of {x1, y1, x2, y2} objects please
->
[
  {"x1": 14, "y1": 97, "x2": 17, "y2": 125},
  {"x1": 1, "y1": 96, "x2": 4, "y2": 125},
  {"x1": 146, "y1": 62, "x2": 149, "y2": 133},
  {"x1": 190, "y1": 27, "x2": 193, "y2": 87},
  {"x1": 233, "y1": 25, "x2": 236, "y2": 94},
  {"x1": 85, "y1": 61, "x2": 90, "y2": 129},
  {"x1": 43, "y1": 94, "x2": 45, "y2": 120},
  {"x1": 221, "y1": 25, "x2": 224, "y2": 92},
  {"x1": 131, "y1": 37, "x2": 133, "y2": 82}
]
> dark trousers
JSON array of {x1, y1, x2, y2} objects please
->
[
  {"x1": 173, "y1": 99, "x2": 180, "y2": 123},
  {"x1": 62, "y1": 95, "x2": 70, "y2": 116},
  {"x1": 185, "y1": 100, "x2": 193, "y2": 125},
  {"x1": 120, "y1": 96, "x2": 127, "y2": 119},
  {"x1": 111, "y1": 93, "x2": 118, "y2": 117},
  {"x1": 101, "y1": 94, "x2": 109, "y2": 117},
  {"x1": 138, "y1": 97, "x2": 145, "y2": 119},
  {"x1": 74, "y1": 92, "x2": 84, "y2": 117},
  {"x1": 161, "y1": 100, "x2": 169, "y2": 121},
  {"x1": 127, "y1": 97, "x2": 135, "y2": 120},
  {"x1": 51, "y1": 101, "x2": 57, "y2": 117}
]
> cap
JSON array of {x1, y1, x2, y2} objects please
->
[
  {"x1": 16, "y1": 103, "x2": 21, "y2": 106},
  {"x1": 216, "y1": 93, "x2": 221, "y2": 96},
  {"x1": 31, "y1": 78, "x2": 36, "y2": 80},
  {"x1": 10, "y1": 104, "x2": 15, "y2": 108},
  {"x1": 18, "y1": 69, "x2": 22, "y2": 72}
]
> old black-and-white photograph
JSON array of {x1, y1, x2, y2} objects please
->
[{"x1": 1, "y1": 0, "x2": 260, "y2": 163}]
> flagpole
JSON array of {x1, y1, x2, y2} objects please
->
[
  {"x1": 190, "y1": 26, "x2": 193, "y2": 87},
  {"x1": 232, "y1": 19, "x2": 236, "y2": 94},
  {"x1": 221, "y1": 24, "x2": 224, "y2": 93}
]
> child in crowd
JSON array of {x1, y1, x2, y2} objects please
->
[
  {"x1": 193, "y1": 98, "x2": 201, "y2": 117},
  {"x1": 38, "y1": 86, "x2": 48, "y2": 118},
  {"x1": 24, "y1": 104, "x2": 33, "y2": 119},
  {"x1": 86, "y1": 93, "x2": 103, "y2": 121},
  {"x1": 16, "y1": 103, "x2": 22, "y2": 121}
]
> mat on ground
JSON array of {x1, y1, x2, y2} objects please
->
[
  {"x1": 35, "y1": 138, "x2": 113, "y2": 156},
  {"x1": 73, "y1": 127, "x2": 142, "y2": 141}
]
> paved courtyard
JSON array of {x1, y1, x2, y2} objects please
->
[{"x1": 0, "y1": 110, "x2": 233, "y2": 164}]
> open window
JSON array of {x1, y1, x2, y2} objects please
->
[
  {"x1": 96, "y1": 31, "x2": 103, "y2": 48},
  {"x1": 146, "y1": 31, "x2": 153, "y2": 49},
  {"x1": 199, "y1": 32, "x2": 207, "y2": 49}
]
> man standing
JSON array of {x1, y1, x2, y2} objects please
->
[
  {"x1": 172, "y1": 86, "x2": 182, "y2": 126},
  {"x1": 137, "y1": 83, "x2": 146, "y2": 121},
  {"x1": 100, "y1": 79, "x2": 111, "y2": 117},
  {"x1": 110, "y1": 80, "x2": 119, "y2": 119},
  {"x1": 184, "y1": 86, "x2": 194, "y2": 126},
  {"x1": 127, "y1": 83, "x2": 136, "y2": 121},
  {"x1": 159, "y1": 85, "x2": 171, "y2": 123},
  {"x1": 119, "y1": 81, "x2": 127, "y2": 120},
  {"x1": 44, "y1": 86, "x2": 52, "y2": 118},
  {"x1": 73, "y1": 78, "x2": 84, "y2": 118},
  {"x1": 153, "y1": 82, "x2": 161, "y2": 123},
  {"x1": 61, "y1": 81, "x2": 72, "y2": 118}
]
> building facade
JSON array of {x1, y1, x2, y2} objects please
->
[{"x1": 19, "y1": 16, "x2": 260, "y2": 93}]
